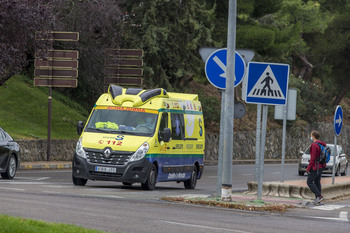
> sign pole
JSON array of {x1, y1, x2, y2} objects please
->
[
  {"x1": 257, "y1": 105, "x2": 268, "y2": 200},
  {"x1": 281, "y1": 105, "x2": 287, "y2": 182},
  {"x1": 332, "y1": 105, "x2": 343, "y2": 184},
  {"x1": 216, "y1": 90, "x2": 225, "y2": 197},
  {"x1": 255, "y1": 104, "x2": 261, "y2": 182},
  {"x1": 47, "y1": 87, "x2": 52, "y2": 161},
  {"x1": 221, "y1": 0, "x2": 236, "y2": 201},
  {"x1": 332, "y1": 135, "x2": 337, "y2": 184}
]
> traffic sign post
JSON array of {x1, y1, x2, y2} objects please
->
[
  {"x1": 332, "y1": 105, "x2": 343, "y2": 184},
  {"x1": 104, "y1": 49, "x2": 144, "y2": 87},
  {"x1": 35, "y1": 31, "x2": 79, "y2": 161}
]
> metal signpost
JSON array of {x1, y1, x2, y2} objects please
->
[
  {"x1": 104, "y1": 49, "x2": 144, "y2": 90},
  {"x1": 35, "y1": 32, "x2": 79, "y2": 161},
  {"x1": 204, "y1": 47, "x2": 246, "y2": 197},
  {"x1": 332, "y1": 105, "x2": 343, "y2": 184},
  {"x1": 245, "y1": 61, "x2": 290, "y2": 200},
  {"x1": 274, "y1": 88, "x2": 297, "y2": 182}
]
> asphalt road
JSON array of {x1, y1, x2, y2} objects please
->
[{"x1": 0, "y1": 164, "x2": 349, "y2": 232}]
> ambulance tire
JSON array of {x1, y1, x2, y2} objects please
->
[
  {"x1": 141, "y1": 164, "x2": 157, "y2": 191},
  {"x1": 184, "y1": 166, "x2": 198, "y2": 189},
  {"x1": 72, "y1": 174, "x2": 87, "y2": 186}
]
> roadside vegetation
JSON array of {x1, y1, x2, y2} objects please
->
[
  {"x1": 0, "y1": 75, "x2": 88, "y2": 139},
  {"x1": 0, "y1": 214, "x2": 105, "y2": 233}
]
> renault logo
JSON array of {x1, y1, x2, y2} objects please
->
[{"x1": 103, "y1": 148, "x2": 112, "y2": 158}]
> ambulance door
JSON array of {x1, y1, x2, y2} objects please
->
[{"x1": 167, "y1": 113, "x2": 186, "y2": 180}]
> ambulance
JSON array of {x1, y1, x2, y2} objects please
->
[{"x1": 72, "y1": 84, "x2": 205, "y2": 190}]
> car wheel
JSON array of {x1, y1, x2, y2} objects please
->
[
  {"x1": 298, "y1": 171, "x2": 304, "y2": 176},
  {"x1": 72, "y1": 174, "x2": 87, "y2": 186},
  {"x1": 341, "y1": 164, "x2": 348, "y2": 176},
  {"x1": 141, "y1": 164, "x2": 157, "y2": 191},
  {"x1": 184, "y1": 166, "x2": 198, "y2": 189},
  {"x1": 1, "y1": 154, "x2": 17, "y2": 179},
  {"x1": 335, "y1": 165, "x2": 340, "y2": 176}
]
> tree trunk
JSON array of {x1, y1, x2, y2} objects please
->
[
  {"x1": 333, "y1": 80, "x2": 350, "y2": 105},
  {"x1": 298, "y1": 54, "x2": 313, "y2": 81}
]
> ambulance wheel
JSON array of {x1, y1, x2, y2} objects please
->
[
  {"x1": 184, "y1": 166, "x2": 198, "y2": 189},
  {"x1": 72, "y1": 174, "x2": 87, "y2": 186},
  {"x1": 141, "y1": 164, "x2": 157, "y2": 191}
]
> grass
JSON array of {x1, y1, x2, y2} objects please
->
[
  {"x1": 0, "y1": 75, "x2": 88, "y2": 139},
  {"x1": 161, "y1": 196, "x2": 295, "y2": 212},
  {"x1": 0, "y1": 214, "x2": 105, "y2": 233}
]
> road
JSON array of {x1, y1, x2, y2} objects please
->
[{"x1": 0, "y1": 164, "x2": 349, "y2": 232}]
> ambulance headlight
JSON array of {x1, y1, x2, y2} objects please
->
[
  {"x1": 76, "y1": 137, "x2": 86, "y2": 158},
  {"x1": 130, "y1": 142, "x2": 149, "y2": 162}
]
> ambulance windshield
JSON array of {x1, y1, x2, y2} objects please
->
[{"x1": 85, "y1": 106, "x2": 158, "y2": 136}]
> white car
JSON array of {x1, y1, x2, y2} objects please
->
[{"x1": 298, "y1": 144, "x2": 348, "y2": 176}]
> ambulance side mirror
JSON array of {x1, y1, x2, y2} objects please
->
[
  {"x1": 160, "y1": 128, "x2": 172, "y2": 142},
  {"x1": 77, "y1": 121, "x2": 84, "y2": 136}
]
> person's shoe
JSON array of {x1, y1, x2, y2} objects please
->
[{"x1": 314, "y1": 195, "x2": 324, "y2": 204}]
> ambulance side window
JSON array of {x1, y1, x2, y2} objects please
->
[
  {"x1": 159, "y1": 112, "x2": 168, "y2": 130},
  {"x1": 171, "y1": 113, "x2": 184, "y2": 140}
]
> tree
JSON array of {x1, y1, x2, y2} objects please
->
[
  {"x1": 48, "y1": 0, "x2": 124, "y2": 109},
  {"x1": 121, "y1": 0, "x2": 216, "y2": 90},
  {"x1": 0, "y1": 0, "x2": 57, "y2": 86}
]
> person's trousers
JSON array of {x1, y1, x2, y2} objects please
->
[{"x1": 307, "y1": 168, "x2": 323, "y2": 198}]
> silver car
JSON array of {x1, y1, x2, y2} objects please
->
[{"x1": 298, "y1": 144, "x2": 348, "y2": 176}]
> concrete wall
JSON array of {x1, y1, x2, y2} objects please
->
[{"x1": 17, "y1": 122, "x2": 350, "y2": 162}]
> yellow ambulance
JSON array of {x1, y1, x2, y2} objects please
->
[{"x1": 72, "y1": 84, "x2": 205, "y2": 190}]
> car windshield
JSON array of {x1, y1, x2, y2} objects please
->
[{"x1": 85, "y1": 106, "x2": 158, "y2": 136}]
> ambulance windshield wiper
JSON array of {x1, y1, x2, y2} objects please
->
[{"x1": 87, "y1": 127, "x2": 110, "y2": 133}]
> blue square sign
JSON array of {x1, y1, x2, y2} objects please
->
[{"x1": 245, "y1": 62, "x2": 290, "y2": 105}]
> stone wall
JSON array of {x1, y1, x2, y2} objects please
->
[
  {"x1": 205, "y1": 122, "x2": 350, "y2": 162},
  {"x1": 17, "y1": 122, "x2": 350, "y2": 162}
]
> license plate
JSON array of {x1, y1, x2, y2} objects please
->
[{"x1": 95, "y1": 166, "x2": 117, "y2": 173}]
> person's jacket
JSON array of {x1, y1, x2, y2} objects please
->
[{"x1": 306, "y1": 140, "x2": 327, "y2": 172}]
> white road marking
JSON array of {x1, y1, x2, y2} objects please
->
[
  {"x1": 307, "y1": 211, "x2": 349, "y2": 222},
  {"x1": 311, "y1": 205, "x2": 345, "y2": 211},
  {"x1": 159, "y1": 220, "x2": 252, "y2": 233},
  {"x1": 340, "y1": 211, "x2": 349, "y2": 221},
  {"x1": 0, "y1": 187, "x2": 25, "y2": 191},
  {"x1": 272, "y1": 172, "x2": 280, "y2": 175},
  {"x1": 242, "y1": 174, "x2": 252, "y2": 176}
]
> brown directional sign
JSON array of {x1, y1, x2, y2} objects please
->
[
  {"x1": 104, "y1": 67, "x2": 143, "y2": 76},
  {"x1": 35, "y1": 59, "x2": 78, "y2": 69},
  {"x1": 105, "y1": 58, "x2": 143, "y2": 67},
  {"x1": 36, "y1": 50, "x2": 79, "y2": 60},
  {"x1": 35, "y1": 31, "x2": 79, "y2": 42},
  {"x1": 34, "y1": 68, "x2": 78, "y2": 78},
  {"x1": 34, "y1": 78, "x2": 77, "y2": 88},
  {"x1": 107, "y1": 49, "x2": 143, "y2": 57},
  {"x1": 104, "y1": 77, "x2": 143, "y2": 85}
]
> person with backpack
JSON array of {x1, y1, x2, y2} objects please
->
[{"x1": 306, "y1": 130, "x2": 327, "y2": 204}]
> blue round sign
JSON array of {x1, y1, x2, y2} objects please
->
[
  {"x1": 334, "y1": 105, "x2": 343, "y2": 136},
  {"x1": 205, "y1": 49, "x2": 246, "y2": 89}
]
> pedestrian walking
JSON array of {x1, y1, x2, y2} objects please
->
[{"x1": 306, "y1": 130, "x2": 326, "y2": 204}]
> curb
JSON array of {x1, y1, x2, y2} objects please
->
[
  {"x1": 246, "y1": 180, "x2": 350, "y2": 199},
  {"x1": 20, "y1": 162, "x2": 72, "y2": 170}
]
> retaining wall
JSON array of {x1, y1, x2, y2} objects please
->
[{"x1": 17, "y1": 122, "x2": 350, "y2": 162}]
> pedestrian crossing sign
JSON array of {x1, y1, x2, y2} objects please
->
[{"x1": 245, "y1": 62, "x2": 289, "y2": 105}]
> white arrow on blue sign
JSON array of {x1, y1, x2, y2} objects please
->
[
  {"x1": 334, "y1": 105, "x2": 343, "y2": 136},
  {"x1": 245, "y1": 62, "x2": 290, "y2": 106},
  {"x1": 205, "y1": 49, "x2": 246, "y2": 89}
]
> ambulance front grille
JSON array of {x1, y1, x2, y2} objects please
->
[{"x1": 85, "y1": 150, "x2": 133, "y2": 166}]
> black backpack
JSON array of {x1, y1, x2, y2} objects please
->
[{"x1": 316, "y1": 142, "x2": 331, "y2": 165}]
